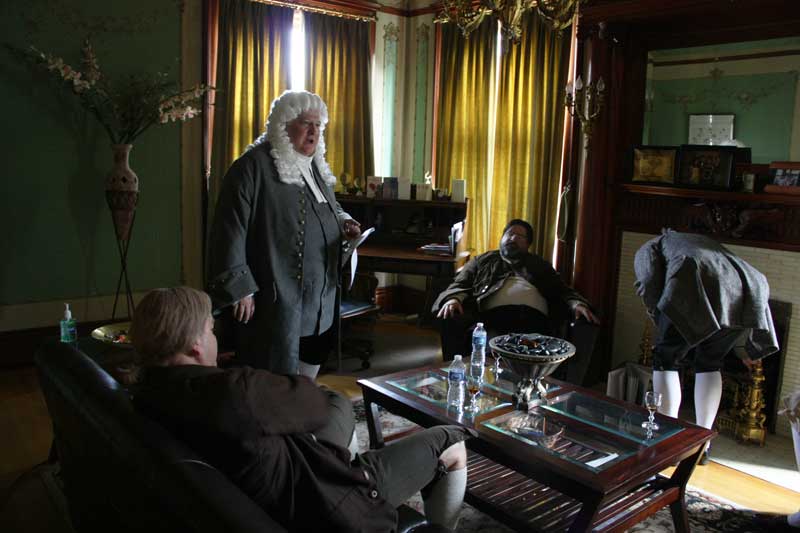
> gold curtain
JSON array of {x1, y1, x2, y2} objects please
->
[
  {"x1": 209, "y1": 0, "x2": 293, "y2": 207},
  {"x1": 304, "y1": 12, "x2": 374, "y2": 183},
  {"x1": 434, "y1": 20, "x2": 497, "y2": 255},
  {"x1": 489, "y1": 13, "x2": 569, "y2": 257}
]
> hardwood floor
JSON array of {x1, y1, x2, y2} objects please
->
[{"x1": 2, "y1": 320, "x2": 798, "y2": 531}]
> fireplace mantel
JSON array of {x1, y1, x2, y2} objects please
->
[{"x1": 617, "y1": 184, "x2": 800, "y2": 252}]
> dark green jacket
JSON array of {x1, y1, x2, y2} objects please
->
[
  {"x1": 134, "y1": 365, "x2": 397, "y2": 532},
  {"x1": 432, "y1": 250, "x2": 590, "y2": 326}
]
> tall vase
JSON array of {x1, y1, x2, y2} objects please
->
[
  {"x1": 105, "y1": 144, "x2": 139, "y2": 241},
  {"x1": 105, "y1": 144, "x2": 139, "y2": 320}
]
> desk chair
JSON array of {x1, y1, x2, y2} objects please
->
[{"x1": 337, "y1": 273, "x2": 380, "y2": 370}]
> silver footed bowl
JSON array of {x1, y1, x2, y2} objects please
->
[{"x1": 489, "y1": 333, "x2": 576, "y2": 409}]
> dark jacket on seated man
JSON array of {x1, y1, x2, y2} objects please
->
[
  {"x1": 134, "y1": 365, "x2": 396, "y2": 531},
  {"x1": 433, "y1": 220, "x2": 596, "y2": 361},
  {"x1": 130, "y1": 287, "x2": 471, "y2": 533}
]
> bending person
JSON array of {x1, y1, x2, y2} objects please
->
[
  {"x1": 130, "y1": 287, "x2": 473, "y2": 532},
  {"x1": 208, "y1": 90, "x2": 361, "y2": 379},
  {"x1": 634, "y1": 229, "x2": 778, "y2": 463}
]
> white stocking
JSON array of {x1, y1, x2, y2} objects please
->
[
  {"x1": 694, "y1": 371, "x2": 722, "y2": 429},
  {"x1": 423, "y1": 467, "x2": 466, "y2": 531},
  {"x1": 297, "y1": 361, "x2": 320, "y2": 381},
  {"x1": 694, "y1": 371, "x2": 722, "y2": 453},
  {"x1": 652, "y1": 370, "x2": 681, "y2": 418}
]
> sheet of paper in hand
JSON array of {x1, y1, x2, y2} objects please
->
[{"x1": 345, "y1": 227, "x2": 376, "y2": 289}]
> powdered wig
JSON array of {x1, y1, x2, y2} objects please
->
[
  {"x1": 130, "y1": 287, "x2": 212, "y2": 367},
  {"x1": 248, "y1": 90, "x2": 336, "y2": 187}
]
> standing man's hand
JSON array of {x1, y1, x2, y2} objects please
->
[
  {"x1": 233, "y1": 295, "x2": 255, "y2": 323},
  {"x1": 437, "y1": 299, "x2": 464, "y2": 319},
  {"x1": 343, "y1": 219, "x2": 362, "y2": 239},
  {"x1": 574, "y1": 303, "x2": 599, "y2": 325}
]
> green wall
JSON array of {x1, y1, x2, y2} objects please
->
[
  {"x1": 647, "y1": 72, "x2": 797, "y2": 163},
  {"x1": 0, "y1": 0, "x2": 183, "y2": 307},
  {"x1": 644, "y1": 38, "x2": 800, "y2": 164}
]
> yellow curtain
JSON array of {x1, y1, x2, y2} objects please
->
[
  {"x1": 489, "y1": 14, "x2": 569, "y2": 257},
  {"x1": 434, "y1": 20, "x2": 497, "y2": 255},
  {"x1": 304, "y1": 12, "x2": 374, "y2": 183},
  {"x1": 209, "y1": 0, "x2": 293, "y2": 207}
]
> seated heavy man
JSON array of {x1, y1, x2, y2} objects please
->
[
  {"x1": 433, "y1": 219, "x2": 598, "y2": 361},
  {"x1": 130, "y1": 287, "x2": 472, "y2": 532}
]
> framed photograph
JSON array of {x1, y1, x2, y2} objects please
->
[
  {"x1": 676, "y1": 145, "x2": 737, "y2": 190},
  {"x1": 688, "y1": 114, "x2": 735, "y2": 145},
  {"x1": 632, "y1": 146, "x2": 677, "y2": 183},
  {"x1": 769, "y1": 162, "x2": 800, "y2": 187}
]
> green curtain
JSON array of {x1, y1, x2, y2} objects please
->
[
  {"x1": 434, "y1": 20, "x2": 497, "y2": 255},
  {"x1": 489, "y1": 14, "x2": 569, "y2": 257},
  {"x1": 209, "y1": 0, "x2": 293, "y2": 208},
  {"x1": 304, "y1": 12, "x2": 374, "y2": 183}
]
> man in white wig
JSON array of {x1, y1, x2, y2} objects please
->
[
  {"x1": 208, "y1": 90, "x2": 361, "y2": 378},
  {"x1": 634, "y1": 229, "x2": 778, "y2": 464}
]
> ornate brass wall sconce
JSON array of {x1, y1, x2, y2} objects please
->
[{"x1": 565, "y1": 76, "x2": 605, "y2": 148}]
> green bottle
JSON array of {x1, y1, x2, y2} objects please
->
[{"x1": 60, "y1": 303, "x2": 77, "y2": 345}]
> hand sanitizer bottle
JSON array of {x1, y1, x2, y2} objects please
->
[{"x1": 60, "y1": 303, "x2": 77, "y2": 345}]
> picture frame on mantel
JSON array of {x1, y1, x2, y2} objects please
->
[
  {"x1": 688, "y1": 114, "x2": 735, "y2": 145},
  {"x1": 675, "y1": 145, "x2": 738, "y2": 190},
  {"x1": 763, "y1": 161, "x2": 800, "y2": 196},
  {"x1": 631, "y1": 146, "x2": 677, "y2": 184}
]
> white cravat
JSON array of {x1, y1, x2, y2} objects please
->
[{"x1": 296, "y1": 154, "x2": 327, "y2": 204}]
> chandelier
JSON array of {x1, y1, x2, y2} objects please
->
[{"x1": 435, "y1": 0, "x2": 586, "y2": 45}]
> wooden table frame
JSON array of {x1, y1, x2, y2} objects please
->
[{"x1": 358, "y1": 365, "x2": 714, "y2": 533}]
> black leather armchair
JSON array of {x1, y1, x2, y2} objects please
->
[{"x1": 35, "y1": 341, "x2": 428, "y2": 533}]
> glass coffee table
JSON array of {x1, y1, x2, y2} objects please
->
[{"x1": 358, "y1": 364, "x2": 713, "y2": 533}]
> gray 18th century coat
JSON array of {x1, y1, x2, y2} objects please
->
[
  {"x1": 633, "y1": 229, "x2": 778, "y2": 359},
  {"x1": 207, "y1": 143, "x2": 350, "y2": 374}
]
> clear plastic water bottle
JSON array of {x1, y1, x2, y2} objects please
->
[
  {"x1": 447, "y1": 355, "x2": 466, "y2": 409},
  {"x1": 472, "y1": 322, "x2": 487, "y2": 364}
]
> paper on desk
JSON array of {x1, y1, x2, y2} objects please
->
[
  {"x1": 346, "y1": 227, "x2": 376, "y2": 289},
  {"x1": 585, "y1": 453, "x2": 619, "y2": 468}
]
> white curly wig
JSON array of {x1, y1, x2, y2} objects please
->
[{"x1": 248, "y1": 90, "x2": 336, "y2": 187}]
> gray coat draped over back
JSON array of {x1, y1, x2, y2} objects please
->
[
  {"x1": 207, "y1": 142, "x2": 350, "y2": 374},
  {"x1": 634, "y1": 229, "x2": 778, "y2": 359}
]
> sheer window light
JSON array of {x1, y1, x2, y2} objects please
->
[{"x1": 290, "y1": 9, "x2": 306, "y2": 90}]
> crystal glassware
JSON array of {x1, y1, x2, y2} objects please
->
[
  {"x1": 491, "y1": 351, "x2": 503, "y2": 380},
  {"x1": 641, "y1": 391, "x2": 662, "y2": 433},
  {"x1": 466, "y1": 362, "x2": 484, "y2": 413}
]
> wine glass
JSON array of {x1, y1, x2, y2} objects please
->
[
  {"x1": 490, "y1": 349, "x2": 503, "y2": 381},
  {"x1": 642, "y1": 391, "x2": 662, "y2": 434},
  {"x1": 466, "y1": 361, "x2": 485, "y2": 413}
]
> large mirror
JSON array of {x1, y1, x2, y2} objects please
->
[{"x1": 642, "y1": 37, "x2": 800, "y2": 164}]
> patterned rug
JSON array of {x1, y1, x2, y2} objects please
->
[{"x1": 352, "y1": 400, "x2": 763, "y2": 533}]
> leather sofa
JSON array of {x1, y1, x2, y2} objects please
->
[{"x1": 36, "y1": 341, "x2": 428, "y2": 532}]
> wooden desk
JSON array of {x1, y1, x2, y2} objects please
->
[
  {"x1": 357, "y1": 244, "x2": 470, "y2": 278},
  {"x1": 359, "y1": 365, "x2": 713, "y2": 533}
]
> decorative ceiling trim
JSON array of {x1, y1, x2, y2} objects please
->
[{"x1": 249, "y1": 0, "x2": 379, "y2": 21}]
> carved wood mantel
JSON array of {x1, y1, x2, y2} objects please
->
[{"x1": 618, "y1": 185, "x2": 800, "y2": 251}]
